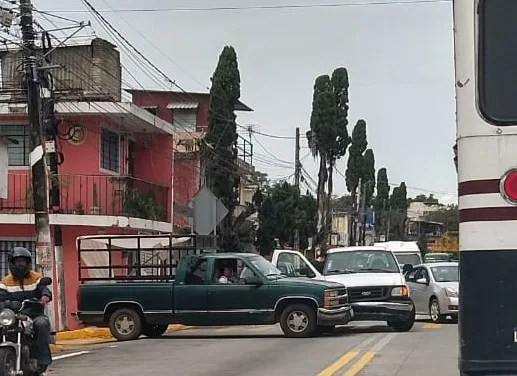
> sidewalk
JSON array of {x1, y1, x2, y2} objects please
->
[{"x1": 50, "y1": 324, "x2": 191, "y2": 353}]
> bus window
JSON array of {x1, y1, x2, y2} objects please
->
[{"x1": 478, "y1": 0, "x2": 517, "y2": 124}]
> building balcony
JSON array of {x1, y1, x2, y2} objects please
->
[{"x1": 0, "y1": 173, "x2": 171, "y2": 222}]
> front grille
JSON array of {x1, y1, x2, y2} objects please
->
[{"x1": 348, "y1": 286, "x2": 390, "y2": 303}]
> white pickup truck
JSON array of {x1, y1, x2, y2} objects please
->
[{"x1": 272, "y1": 246, "x2": 416, "y2": 332}]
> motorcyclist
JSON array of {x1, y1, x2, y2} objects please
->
[{"x1": 0, "y1": 247, "x2": 52, "y2": 374}]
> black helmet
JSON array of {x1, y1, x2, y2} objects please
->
[{"x1": 9, "y1": 247, "x2": 32, "y2": 279}]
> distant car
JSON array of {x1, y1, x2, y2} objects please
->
[{"x1": 405, "y1": 262, "x2": 459, "y2": 323}]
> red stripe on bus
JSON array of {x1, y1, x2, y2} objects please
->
[
  {"x1": 458, "y1": 179, "x2": 500, "y2": 196},
  {"x1": 460, "y1": 207, "x2": 517, "y2": 222}
]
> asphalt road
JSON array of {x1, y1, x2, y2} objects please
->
[{"x1": 48, "y1": 317, "x2": 458, "y2": 376}]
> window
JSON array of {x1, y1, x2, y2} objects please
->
[
  {"x1": 172, "y1": 109, "x2": 197, "y2": 132},
  {"x1": 100, "y1": 128, "x2": 119, "y2": 173},
  {"x1": 212, "y1": 258, "x2": 248, "y2": 284},
  {"x1": 405, "y1": 268, "x2": 419, "y2": 282},
  {"x1": 0, "y1": 125, "x2": 30, "y2": 166},
  {"x1": 143, "y1": 106, "x2": 157, "y2": 116},
  {"x1": 277, "y1": 252, "x2": 314, "y2": 277},
  {"x1": 323, "y1": 249, "x2": 400, "y2": 275},
  {"x1": 478, "y1": 0, "x2": 517, "y2": 124},
  {"x1": 184, "y1": 258, "x2": 208, "y2": 285}
]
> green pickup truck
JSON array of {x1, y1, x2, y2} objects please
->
[{"x1": 75, "y1": 252, "x2": 352, "y2": 340}]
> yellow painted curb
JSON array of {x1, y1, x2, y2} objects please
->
[
  {"x1": 55, "y1": 324, "x2": 190, "y2": 341},
  {"x1": 50, "y1": 344, "x2": 64, "y2": 353}
]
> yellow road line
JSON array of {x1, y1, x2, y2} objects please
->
[
  {"x1": 316, "y1": 352, "x2": 359, "y2": 376},
  {"x1": 215, "y1": 326, "x2": 239, "y2": 332},
  {"x1": 249, "y1": 326, "x2": 276, "y2": 332},
  {"x1": 423, "y1": 323, "x2": 442, "y2": 329},
  {"x1": 342, "y1": 351, "x2": 376, "y2": 376}
]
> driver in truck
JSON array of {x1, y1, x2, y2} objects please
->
[{"x1": 0, "y1": 247, "x2": 53, "y2": 374}]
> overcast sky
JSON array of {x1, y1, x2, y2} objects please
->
[{"x1": 35, "y1": 0, "x2": 457, "y2": 204}]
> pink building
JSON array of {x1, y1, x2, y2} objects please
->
[{"x1": 0, "y1": 101, "x2": 176, "y2": 330}]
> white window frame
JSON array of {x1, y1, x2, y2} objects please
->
[{"x1": 99, "y1": 126, "x2": 121, "y2": 174}]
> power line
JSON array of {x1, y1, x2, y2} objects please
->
[{"x1": 44, "y1": 0, "x2": 450, "y2": 13}]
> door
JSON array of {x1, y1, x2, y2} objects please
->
[
  {"x1": 174, "y1": 257, "x2": 209, "y2": 325},
  {"x1": 406, "y1": 267, "x2": 429, "y2": 313},
  {"x1": 207, "y1": 257, "x2": 273, "y2": 325},
  {"x1": 271, "y1": 250, "x2": 322, "y2": 279}
]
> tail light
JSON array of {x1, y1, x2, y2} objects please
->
[{"x1": 500, "y1": 168, "x2": 517, "y2": 204}]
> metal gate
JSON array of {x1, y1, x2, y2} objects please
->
[{"x1": 0, "y1": 240, "x2": 36, "y2": 276}]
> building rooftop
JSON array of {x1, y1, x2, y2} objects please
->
[{"x1": 125, "y1": 88, "x2": 254, "y2": 112}]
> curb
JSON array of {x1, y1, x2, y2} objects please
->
[{"x1": 55, "y1": 324, "x2": 191, "y2": 342}]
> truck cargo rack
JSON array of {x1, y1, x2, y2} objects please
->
[{"x1": 76, "y1": 234, "x2": 206, "y2": 283}]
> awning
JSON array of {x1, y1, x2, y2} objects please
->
[
  {"x1": 167, "y1": 102, "x2": 199, "y2": 110},
  {"x1": 77, "y1": 235, "x2": 191, "y2": 250}
]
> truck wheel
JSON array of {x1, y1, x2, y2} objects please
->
[
  {"x1": 142, "y1": 324, "x2": 168, "y2": 338},
  {"x1": 109, "y1": 308, "x2": 143, "y2": 341},
  {"x1": 387, "y1": 307, "x2": 416, "y2": 332},
  {"x1": 279, "y1": 303, "x2": 317, "y2": 338}
]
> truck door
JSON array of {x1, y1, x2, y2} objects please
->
[
  {"x1": 271, "y1": 250, "x2": 323, "y2": 279},
  {"x1": 174, "y1": 256, "x2": 210, "y2": 325},
  {"x1": 207, "y1": 257, "x2": 273, "y2": 325}
]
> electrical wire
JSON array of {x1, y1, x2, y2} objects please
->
[{"x1": 43, "y1": 0, "x2": 450, "y2": 14}]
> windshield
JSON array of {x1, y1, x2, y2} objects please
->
[
  {"x1": 425, "y1": 254, "x2": 450, "y2": 262},
  {"x1": 323, "y1": 249, "x2": 400, "y2": 275},
  {"x1": 247, "y1": 256, "x2": 284, "y2": 278},
  {"x1": 394, "y1": 253, "x2": 421, "y2": 266},
  {"x1": 430, "y1": 265, "x2": 459, "y2": 283}
]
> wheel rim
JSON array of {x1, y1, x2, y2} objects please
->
[
  {"x1": 115, "y1": 314, "x2": 135, "y2": 335},
  {"x1": 430, "y1": 301, "x2": 440, "y2": 322},
  {"x1": 287, "y1": 310, "x2": 309, "y2": 333}
]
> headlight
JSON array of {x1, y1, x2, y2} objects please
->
[
  {"x1": 445, "y1": 288, "x2": 459, "y2": 297},
  {"x1": 324, "y1": 290, "x2": 339, "y2": 298},
  {"x1": 391, "y1": 286, "x2": 409, "y2": 297},
  {"x1": 0, "y1": 309, "x2": 16, "y2": 326}
]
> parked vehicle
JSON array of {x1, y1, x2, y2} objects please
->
[
  {"x1": 424, "y1": 253, "x2": 456, "y2": 263},
  {"x1": 271, "y1": 247, "x2": 416, "y2": 332},
  {"x1": 405, "y1": 262, "x2": 459, "y2": 323},
  {"x1": 74, "y1": 235, "x2": 352, "y2": 340},
  {"x1": 374, "y1": 241, "x2": 423, "y2": 268},
  {"x1": 0, "y1": 277, "x2": 52, "y2": 376}
]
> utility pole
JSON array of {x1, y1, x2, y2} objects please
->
[
  {"x1": 20, "y1": 0, "x2": 55, "y2": 328},
  {"x1": 355, "y1": 178, "x2": 362, "y2": 246},
  {"x1": 361, "y1": 182, "x2": 367, "y2": 246},
  {"x1": 294, "y1": 127, "x2": 300, "y2": 251}
]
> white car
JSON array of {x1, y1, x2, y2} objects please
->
[
  {"x1": 404, "y1": 262, "x2": 459, "y2": 323},
  {"x1": 272, "y1": 246, "x2": 416, "y2": 332}
]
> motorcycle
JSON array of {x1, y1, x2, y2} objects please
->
[{"x1": 0, "y1": 277, "x2": 52, "y2": 376}]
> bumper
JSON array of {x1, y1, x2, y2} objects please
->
[
  {"x1": 317, "y1": 306, "x2": 354, "y2": 326},
  {"x1": 441, "y1": 297, "x2": 459, "y2": 314},
  {"x1": 350, "y1": 300, "x2": 414, "y2": 322}
]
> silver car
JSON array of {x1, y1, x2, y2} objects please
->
[{"x1": 405, "y1": 262, "x2": 459, "y2": 323}]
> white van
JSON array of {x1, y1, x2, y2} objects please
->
[{"x1": 374, "y1": 241, "x2": 422, "y2": 268}]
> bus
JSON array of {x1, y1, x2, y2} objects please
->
[{"x1": 455, "y1": 1, "x2": 517, "y2": 374}]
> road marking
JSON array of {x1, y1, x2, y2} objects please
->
[
  {"x1": 341, "y1": 333, "x2": 398, "y2": 376},
  {"x1": 342, "y1": 352, "x2": 375, "y2": 376},
  {"x1": 316, "y1": 352, "x2": 359, "y2": 376},
  {"x1": 53, "y1": 351, "x2": 91, "y2": 361},
  {"x1": 249, "y1": 325, "x2": 276, "y2": 332},
  {"x1": 215, "y1": 326, "x2": 240, "y2": 332},
  {"x1": 423, "y1": 323, "x2": 442, "y2": 329},
  {"x1": 316, "y1": 334, "x2": 381, "y2": 376}
]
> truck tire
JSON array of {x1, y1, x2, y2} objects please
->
[
  {"x1": 387, "y1": 307, "x2": 416, "y2": 332},
  {"x1": 279, "y1": 303, "x2": 318, "y2": 338},
  {"x1": 142, "y1": 324, "x2": 168, "y2": 338},
  {"x1": 109, "y1": 308, "x2": 143, "y2": 341}
]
